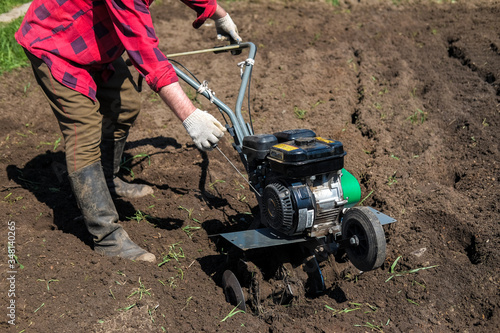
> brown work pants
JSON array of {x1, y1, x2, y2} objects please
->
[{"x1": 25, "y1": 50, "x2": 141, "y2": 173}]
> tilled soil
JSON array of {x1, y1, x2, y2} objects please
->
[{"x1": 0, "y1": 0, "x2": 499, "y2": 332}]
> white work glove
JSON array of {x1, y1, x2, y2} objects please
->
[
  {"x1": 183, "y1": 109, "x2": 226, "y2": 151},
  {"x1": 215, "y1": 14, "x2": 242, "y2": 44}
]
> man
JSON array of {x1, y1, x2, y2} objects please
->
[{"x1": 15, "y1": 0, "x2": 242, "y2": 263}]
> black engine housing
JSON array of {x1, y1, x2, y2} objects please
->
[{"x1": 242, "y1": 129, "x2": 347, "y2": 237}]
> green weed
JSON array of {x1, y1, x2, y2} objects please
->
[
  {"x1": 181, "y1": 296, "x2": 193, "y2": 311},
  {"x1": 120, "y1": 153, "x2": 150, "y2": 179},
  {"x1": 310, "y1": 32, "x2": 321, "y2": 45},
  {"x1": 378, "y1": 87, "x2": 389, "y2": 95},
  {"x1": 158, "y1": 242, "x2": 185, "y2": 267},
  {"x1": 182, "y1": 225, "x2": 201, "y2": 238},
  {"x1": 407, "y1": 298, "x2": 420, "y2": 306},
  {"x1": 387, "y1": 172, "x2": 398, "y2": 186},
  {"x1": 358, "y1": 190, "x2": 374, "y2": 206},
  {"x1": 354, "y1": 321, "x2": 385, "y2": 332},
  {"x1": 178, "y1": 205, "x2": 194, "y2": 219},
  {"x1": 326, "y1": 0, "x2": 341, "y2": 6},
  {"x1": 37, "y1": 278, "x2": 59, "y2": 291},
  {"x1": 127, "y1": 278, "x2": 151, "y2": 300},
  {"x1": 127, "y1": 210, "x2": 150, "y2": 223},
  {"x1": 406, "y1": 108, "x2": 427, "y2": 124},
  {"x1": 37, "y1": 136, "x2": 61, "y2": 150},
  {"x1": 208, "y1": 179, "x2": 226, "y2": 190},
  {"x1": 325, "y1": 304, "x2": 361, "y2": 315},
  {"x1": 34, "y1": 303, "x2": 45, "y2": 313},
  {"x1": 13, "y1": 254, "x2": 23, "y2": 269},
  {"x1": 117, "y1": 303, "x2": 136, "y2": 311},
  {"x1": 149, "y1": 92, "x2": 160, "y2": 102},
  {"x1": 294, "y1": 106, "x2": 308, "y2": 120},
  {"x1": 385, "y1": 256, "x2": 439, "y2": 282},
  {"x1": 220, "y1": 305, "x2": 245, "y2": 322}
]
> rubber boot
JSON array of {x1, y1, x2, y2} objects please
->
[
  {"x1": 68, "y1": 162, "x2": 156, "y2": 262},
  {"x1": 101, "y1": 136, "x2": 154, "y2": 198}
]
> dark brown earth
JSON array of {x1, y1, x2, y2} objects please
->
[{"x1": 1, "y1": 0, "x2": 499, "y2": 332}]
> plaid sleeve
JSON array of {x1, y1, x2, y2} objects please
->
[
  {"x1": 179, "y1": 0, "x2": 218, "y2": 29},
  {"x1": 105, "y1": 0, "x2": 178, "y2": 92}
]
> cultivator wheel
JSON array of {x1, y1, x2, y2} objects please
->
[
  {"x1": 341, "y1": 207, "x2": 387, "y2": 271},
  {"x1": 222, "y1": 270, "x2": 246, "y2": 311}
]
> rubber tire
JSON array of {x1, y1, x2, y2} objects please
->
[
  {"x1": 222, "y1": 270, "x2": 246, "y2": 311},
  {"x1": 341, "y1": 207, "x2": 387, "y2": 271}
]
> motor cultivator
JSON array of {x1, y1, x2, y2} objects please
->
[{"x1": 169, "y1": 42, "x2": 396, "y2": 312}]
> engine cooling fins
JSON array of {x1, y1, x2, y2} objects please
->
[{"x1": 262, "y1": 182, "x2": 294, "y2": 234}]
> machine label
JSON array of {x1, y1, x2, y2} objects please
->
[
  {"x1": 273, "y1": 143, "x2": 299, "y2": 151},
  {"x1": 315, "y1": 137, "x2": 334, "y2": 144}
]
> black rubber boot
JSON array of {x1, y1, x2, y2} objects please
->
[
  {"x1": 68, "y1": 162, "x2": 156, "y2": 262},
  {"x1": 101, "y1": 136, "x2": 153, "y2": 198}
]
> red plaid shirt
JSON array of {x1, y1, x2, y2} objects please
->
[{"x1": 15, "y1": 0, "x2": 217, "y2": 100}]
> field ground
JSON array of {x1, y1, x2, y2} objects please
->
[{"x1": 0, "y1": 0, "x2": 499, "y2": 332}]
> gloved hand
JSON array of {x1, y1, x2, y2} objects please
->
[
  {"x1": 183, "y1": 109, "x2": 226, "y2": 151},
  {"x1": 215, "y1": 14, "x2": 242, "y2": 44}
]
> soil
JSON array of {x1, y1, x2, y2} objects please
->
[{"x1": 1, "y1": 0, "x2": 499, "y2": 332}]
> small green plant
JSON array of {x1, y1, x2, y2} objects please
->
[
  {"x1": 208, "y1": 179, "x2": 226, "y2": 190},
  {"x1": 354, "y1": 321, "x2": 385, "y2": 332},
  {"x1": 149, "y1": 92, "x2": 160, "y2": 102},
  {"x1": 34, "y1": 302, "x2": 45, "y2": 313},
  {"x1": 326, "y1": 0, "x2": 341, "y2": 6},
  {"x1": 294, "y1": 106, "x2": 308, "y2": 120},
  {"x1": 109, "y1": 289, "x2": 116, "y2": 300},
  {"x1": 127, "y1": 278, "x2": 151, "y2": 300},
  {"x1": 406, "y1": 108, "x2": 427, "y2": 124},
  {"x1": 407, "y1": 298, "x2": 420, "y2": 306},
  {"x1": 237, "y1": 193, "x2": 247, "y2": 202},
  {"x1": 3, "y1": 192, "x2": 23, "y2": 203},
  {"x1": 158, "y1": 242, "x2": 185, "y2": 267},
  {"x1": 178, "y1": 205, "x2": 195, "y2": 220},
  {"x1": 410, "y1": 87, "x2": 418, "y2": 97},
  {"x1": 182, "y1": 225, "x2": 201, "y2": 238},
  {"x1": 378, "y1": 87, "x2": 389, "y2": 95},
  {"x1": 37, "y1": 278, "x2": 59, "y2": 291},
  {"x1": 181, "y1": 296, "x2": 193, "y2": 311},
  {"x1": 358, "y1": 190, "x2": 374, "y2": 206},
  {"x1": 325, "y1": 302, "x2": 377, "y2": 316},
  {"x1": 385, "y1": 256, "x2": 439, "y2": 282},
  {"x1": 387, "y1": 172, "x2": 398, "y2": 186},
  {"x1": 312, "y1": 100, "x2": 324, "y2": 109},
  {"x1": 117, "y1": 303, "x2": 136, "y2": 311},
  {"x1": 127, "y1": 210, "x2": 150, "y2": 223},
  {"x1": 220, "y1": 305, "x2": 245, "y2": 322},
  {"x1": 119, "y1": 153, "x2": 150, "y2": 179},
  {"x1": 390, "y1": 154, "x2": 400, "y2": 160},
  {"x1": 310, "y1": 32, "x2": 321, "y2": 45}
]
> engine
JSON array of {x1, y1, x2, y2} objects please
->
[{"x1": 242, "y1": 129, "x2": 361, "y2": 238}]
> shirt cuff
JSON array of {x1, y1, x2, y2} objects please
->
[{"x1": 146, "y1": 69, "x2": 179, "y2": 93}]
